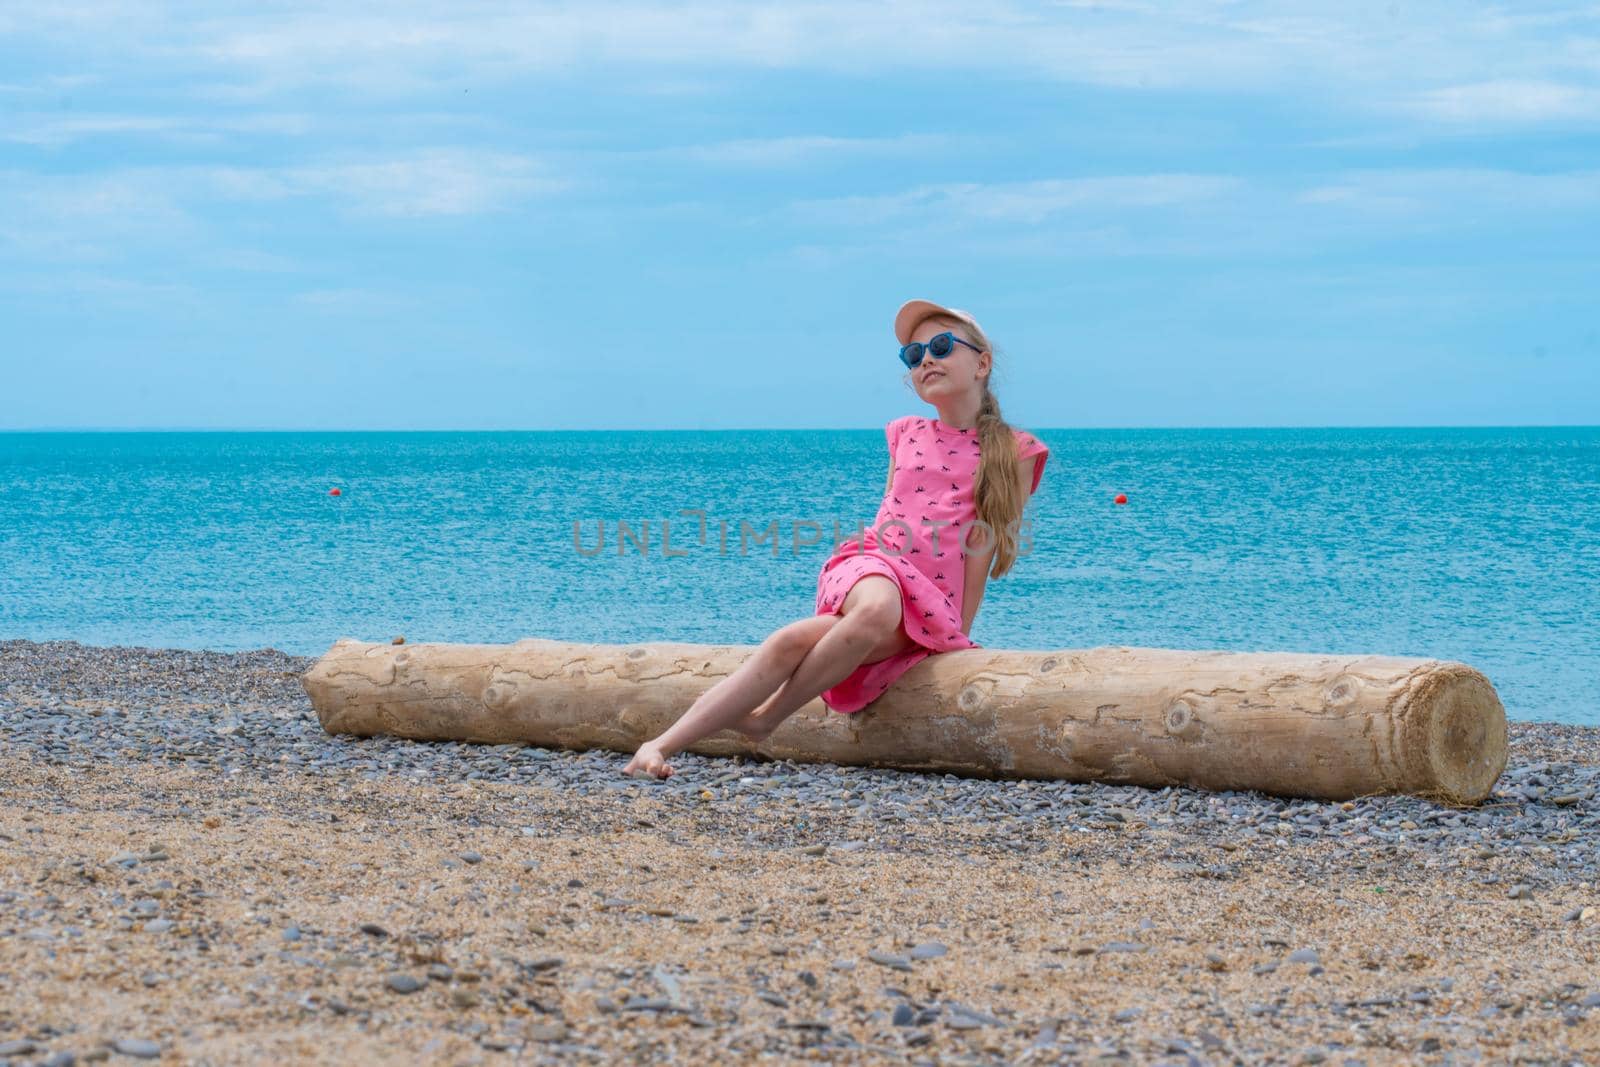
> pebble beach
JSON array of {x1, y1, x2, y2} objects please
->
[{"x1": 2, "y1": 638, "x2": 1597, "y2": 1066}]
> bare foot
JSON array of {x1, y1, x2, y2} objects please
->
[{"x1": 622, "y1": 741, "x2": 674, "y2": 779}]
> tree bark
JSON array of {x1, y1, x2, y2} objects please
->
[{"x1": 302, "y1": 637, "x2": 1507, "y2": 804}]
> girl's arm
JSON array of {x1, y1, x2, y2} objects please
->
[
  {"x1": 883, "y1": 416, "x2": 902, "y2": 496},
  {"x1": 960, "y1": 533, "x2": 994, "y2": 634},
  {"x1": 960, "y1": 453, "x2": 1040, "y2": 633}
]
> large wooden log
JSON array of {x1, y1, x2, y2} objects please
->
[{"x1": 301, "y1": 637, "x2": 1508, "y2": 804}]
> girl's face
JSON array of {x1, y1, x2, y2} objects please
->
[{"x1": 907, "y1": 317, "x2": 989, "y2": 402}]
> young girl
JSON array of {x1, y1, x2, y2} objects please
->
[{"x1": 622, "y1": 298, "x2": 1049, "y2": 779}]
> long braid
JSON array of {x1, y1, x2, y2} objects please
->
[{"x1": 971, "y1": 383, "x2": 1027, "y2": 578}]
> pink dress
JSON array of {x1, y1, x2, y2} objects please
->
[{"x1": 813, "y1": 414, "x2": 1050, "y2": 714}]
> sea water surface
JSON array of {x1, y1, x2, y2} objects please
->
[{"x1": 1, "y1": 427, "x2": 1596, "y2": 725}]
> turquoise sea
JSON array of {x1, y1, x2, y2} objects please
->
[{"x1": 1, "y1": 427, "x2": 1595, "y2": 725}]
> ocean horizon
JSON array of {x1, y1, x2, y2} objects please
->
[{"x1": 3, "y1": 425, "x2": 1596, "y2": 726}]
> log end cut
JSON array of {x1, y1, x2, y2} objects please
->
[{"x1": 1398, "y1": 662, "x2": 1508, "y2": 806}]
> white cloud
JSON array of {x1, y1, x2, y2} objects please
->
[
  {"x1": 1402, "y1": 79, "x2": 1600, "y2": 123},
  {"x1": 1298, "y1": 168, "x2": 1600, "y2": 213},
  {"x1": 3, "y1": 2, "x2": 1597, "y2": 125},
  {"x1": 2, "y1": 112, "x2": 315, "y2": 147},
  {"x1": 0, "y1": 269, "x2": 204, "y2": 309},
  {"x1": 0, "y1": 149, "x2": 572, "y2": 271},
  {"x1": 205, "y1": 149, "x2": 574, "y2": 216},
  {"x1": 1, "y1": 149, "x2": 571, "y2": 234},
  {"x1": 0, "y1": 168, "x2": 202, "y2": 263},
  {"x1": 291, "y1": 287, "x2": 405, "y2": 312},
  {"x1": 0, "y1": 73, "x2": 98, "y2": 95},
  {"x1": 791, "y1": 174, "x2": 1242, "y2": 226},
  {"x1": 768, "y1": 166, "x2": 1600, "y2": 263},
  {"x1": 644, "y1": 132, "x2": 966, "y2": 167},
  {"x1": 3, "y1": 108, "x2": 503, "y2": 148}
]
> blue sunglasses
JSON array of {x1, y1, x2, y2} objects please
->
[{"x1": 899, "y1": 331, "x2": 982, "y2": 369}]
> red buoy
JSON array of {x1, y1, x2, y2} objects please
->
[
  {"x1": 1114, "y1": 493, "x2": 1127, "y2": 505},
  {"x1": 329, "y1": 487, "x2": 342, "y2": 497}
]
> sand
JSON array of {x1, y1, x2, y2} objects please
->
[{"x1": 3, "y1": 753, "x2": 1598, "y2": 1065}]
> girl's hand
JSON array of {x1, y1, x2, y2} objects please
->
[{"x1": 623, "y1": 742, "x2": 674, "y2": 779}]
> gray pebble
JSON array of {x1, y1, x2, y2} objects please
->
[
  {"x1": 112, "y1": 1038, "x2": 161, "y2": 1059},
  {"x1": 946, "y1": 1004, "x2": 1005, "y2": 1026},
  {"x1": 867, "y1": 950, "x2": 912, "y2": 971},
  {"x1": 908, "y1": 941, "x2": 948, "y2": 960},
  {"x1": 622, "y1": 996, "x2": 673, "y2": 1011},
  {"x1": 460, "y1": 850, "x2": 484, "y2": 864},
  {"x1": 1288, "y1": 948, "x2": 1320, "y2": 965},
  {"x1": 385, "y1": 974, "x2": 425, "y2": 994}
]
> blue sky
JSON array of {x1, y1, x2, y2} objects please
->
[{"x1": 2, "y1": 2, "x2": 1597, "y2": 430}]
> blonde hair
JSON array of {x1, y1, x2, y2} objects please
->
[{"x1": 904, "y1": 312, "x2": 1034, "y2": 579}]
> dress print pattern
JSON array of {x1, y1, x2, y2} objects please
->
[{"x1": 812, "y1": 414, "x2": 1050, "y2": 714}]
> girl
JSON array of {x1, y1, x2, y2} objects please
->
[{"x1": 622, "y1": 298, "x2": 1049, "y2": 778}]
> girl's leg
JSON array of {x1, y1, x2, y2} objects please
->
[
  {"x1": 622, "y1": 614, "x2": 840, "y2": 777},
  {"x1": 622, "y1": 577, "x2": 914, "y2": 778},
  {"x1": 736, "y1": 576, "x2": 919, "y2": 741}
]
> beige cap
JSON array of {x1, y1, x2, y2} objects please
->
[{"x1": 894, "y1": 298, "x2": 985, "y2": 346}]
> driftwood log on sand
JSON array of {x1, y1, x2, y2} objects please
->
[{"x1": 302, "y1": 637, "x2": 1508, "y2": 804}]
